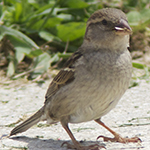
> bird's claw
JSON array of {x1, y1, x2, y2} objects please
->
[{"x1": 97, "y1": 135, "x2": 142, "y2": 143}]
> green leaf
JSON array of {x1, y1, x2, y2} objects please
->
[
  {"x1": 14, "y1": 2, "x2": 23, "y2": 21},
  {"x1": 127, "y1": 11, "x2": 141, "y2": 26},
  {"x1": 61, "y1": 0, "x2": 88, "y2": 8},
  {"x1": 50, "y1": 53, "x2": 60, "y2": 63},
  {"x1": 7, "y1": 35, "x2": 32, "y2": 54},
  {"x1": 57, "y1": 22, "x2": 86, "y2": 42},
  {"x1": 140, "y1": 9, "x2": 150, "y2": 23},
  {"x1": 0, "y1": 25, "x2": 39, "y2": 48},
  {"x1": 39, "y1": 30, "x2": 61, "y2": 41},
  {"x1": 45, "y1": 17, "x2": 62, "y2": 28},
  {"x1": 0, "y1": 4, "x2": 4, "y2": 21},
  {"x1": 15, "y1": 51, "x2": 25, "y2": 63},
  {"x1": 28, "y1": 49, "x2": 43, "y2": 57},
  {"x1": 132, "y1": 62, "x2": 146, "y2": 69},
  {"x1": 127, "y1": 9, "x2": 150, "y2": 26},
  {"x1": 7, "y1": 61, "x2": 15, "y2": 77},
  {"x1": 57, "y1": 14, "x2": 72, "y2": 21},
  {"x1": 32, "y1": 53, "x2": 51, "y2": 76}
]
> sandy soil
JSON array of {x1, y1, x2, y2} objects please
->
[{"x1": 0, "y1": 79, "x2": 150, "y2": 150}]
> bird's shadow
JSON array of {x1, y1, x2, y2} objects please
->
[{"x1": 10, "y1": 136, "x2": 106, "y2": 150}]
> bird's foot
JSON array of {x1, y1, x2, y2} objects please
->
[
  {"x1": 97, "y1": 133, "x2": 141, "y2": 143},
  {"x1": 62, "y1": 142, "x2": 106, "y2": 150}
]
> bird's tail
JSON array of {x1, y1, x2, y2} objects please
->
[{"x1": 10, "y1": 107, "x2": 44, "y2": 136}]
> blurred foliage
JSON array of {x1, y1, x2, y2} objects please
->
[{"x1": 0, "y1": 0, "x2": 150, "y2": 80}]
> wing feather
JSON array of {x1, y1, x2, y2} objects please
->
[{"x1": 45, "y1": 50, "x2": 82, "y2": 103}]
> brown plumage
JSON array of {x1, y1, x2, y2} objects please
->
[{"x1": 10, "y1": 8, "x2": 141, "y2": 150}]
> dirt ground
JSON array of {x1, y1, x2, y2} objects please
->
[{"x1": 0, "y1": 79, "x2": 150, "y2": 150}]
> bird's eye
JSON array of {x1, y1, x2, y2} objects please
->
[{"x1": 102, "y1": 19, "x2": 107, "y2": 25}]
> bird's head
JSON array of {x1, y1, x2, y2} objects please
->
[{"x1": 84, "y1": 8, "x2": 132, "y2": 51}]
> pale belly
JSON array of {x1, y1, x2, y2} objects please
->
[{"x1": 69, "y1": 77, "x2": 128, "y2": 123}]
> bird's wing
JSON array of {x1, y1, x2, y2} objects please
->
[{"x1": 44, "y1": 50, "x2": 83, "y2": 104}]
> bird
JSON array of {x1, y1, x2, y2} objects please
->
[{"x1": 9, "y1": 8, "x2": 141, "y2": 150}]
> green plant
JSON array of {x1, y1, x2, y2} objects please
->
[{"x1": 0, "y1": 0, "x2": 150, "y2": 80}]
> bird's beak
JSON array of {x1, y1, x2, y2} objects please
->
[{"x1": 115, "y1": 19, "x2": 132, "y2": 35}]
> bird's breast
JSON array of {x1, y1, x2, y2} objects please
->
[{"x1": 69, "y1": 50, "x2": 132, "y2": 123}]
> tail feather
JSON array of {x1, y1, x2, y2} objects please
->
[{"x1": 10, "y1": 107, "x2": 44, "y2": 136}]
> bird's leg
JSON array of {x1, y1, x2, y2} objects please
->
[
  {"x1": 61, "y1": 121, "x2": 81, "y2": 149},
  {"x1": 61, "y1": 121, "x2": 105, "y2": 150},
  {"x1": 95, "y1": 119, "x2": 141, "y2": 143}
]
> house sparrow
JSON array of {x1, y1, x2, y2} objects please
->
[{"x1": 10, "y1": 8, "x2": 141, "y2": 150}]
